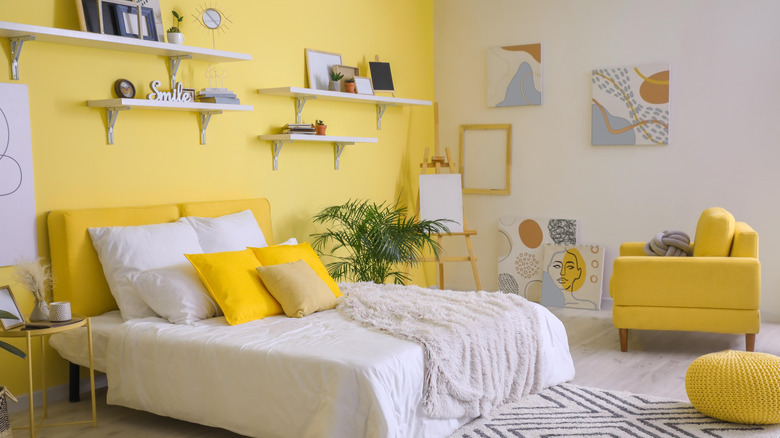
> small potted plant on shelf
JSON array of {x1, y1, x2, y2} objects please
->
[
  {"x1": 314, "y1": 120, "x2": 327, "y2": 135},
  {"x1": 343, "y1": 77, "x2": 356, "y2": 93},
  {"x1": 328, "y1": 70, "x2": 343, "y2": 91},
  {"x1": 167, "y1": 10, "x2": 184, "y2": 44}
]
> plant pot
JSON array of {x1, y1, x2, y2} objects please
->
[
  {"x1": 344, "y1": 82, "x2": 356, "y2": 93},
  {"x1": 329, "y1": 80, "x2": 340, "y2": 91},
  {"x1": 314, "y1": 125, "x2": 327, "y2": 135},
  {"x1": 167, "y1": 32, "x2": 184, "y2": 45}
]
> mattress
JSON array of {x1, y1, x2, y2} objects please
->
[{"x1": 50, "y1": 302, "x2": 574, "y2": 438}]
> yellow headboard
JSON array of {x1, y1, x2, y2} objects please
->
[{"x1": 47, "y1": 198, "x2": 273, "y2": 317}]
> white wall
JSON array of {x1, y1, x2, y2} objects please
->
[{"x1": 433, "y1": 0, "x2": 780, "y2": 321}]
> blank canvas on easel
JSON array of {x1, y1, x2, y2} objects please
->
[{"x1": 419, "y1": 174, "x2": 464, "y2": 233}]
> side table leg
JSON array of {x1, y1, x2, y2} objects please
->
[
  {"x1": 87, "y1": 318, "x2": 97, "y2": 427},
  {"x1": 26, "y1": 333, "x2": 35, "y2": 438},
  {"x1": 40, "y1": 337, "x2": 47, "y2": 422}
]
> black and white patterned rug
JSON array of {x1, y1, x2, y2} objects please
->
[{"x1": 451, "y1": 383, "x2": 780, "y2": 437}]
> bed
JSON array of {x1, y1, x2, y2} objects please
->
[{"x1": 46, "y1": 198, "x2": 575, "y2": 438}]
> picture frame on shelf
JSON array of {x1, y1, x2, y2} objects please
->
[
  {"x1": 75, "y1": 0, "x2": 165, "y2": 42},
  {"x1": 0, "y1": 285, "x2": 24, "y2": 330},
  {"x1": 182, "y1": 88, "x2": 196, "y2": 102},
  {"x1": 354, "y1": 76, "x2": 374, "y2": 95},
  {"x1": 114, "y1": 4, "x2": 159, "y2": 41},
  {"x1": 369, "y1": 61, "x2": 395, "y2": 93},
  {"x1": 332, "y1": 65, "x2": 359, "y2": 91},
  {"x1": 305, "y1": 49, "x2": 343, "y2": 91}
]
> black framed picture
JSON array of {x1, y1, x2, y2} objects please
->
[
  {"x1": 77, "y1": 0, "x2": 119, "y2": 36},
  {"x1": 114, "y1": 4, "x2": 158, "y2": 41}
]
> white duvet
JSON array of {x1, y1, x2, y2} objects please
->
[{"x1": 104, "y1": 301, "x2": 574, "y2": 438}]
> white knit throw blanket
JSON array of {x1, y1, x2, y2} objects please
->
[{"x1": 337, "y1": 282, "x2": 543, "y2": 419}]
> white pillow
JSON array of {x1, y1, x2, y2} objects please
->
[
  {"x1": 279, "y1": 237, "x2": 298, "y2": 246},
  {"x1": 179, "y1": 209, "x2": 267, "y2": 253},
  {"x1": 129, "y1": 264, "x2": 220, "y2": 325},
  {"x1": 88, "y1": 221, "x2": 204, "y2": 320}
]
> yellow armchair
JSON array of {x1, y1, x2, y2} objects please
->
[{"x1": 610, "y1": 207, "x2": 760, "y2": 352}]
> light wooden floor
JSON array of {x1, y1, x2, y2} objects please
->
[{"x1": 10, "y1": 306, "x2": 780, "y2": 437}]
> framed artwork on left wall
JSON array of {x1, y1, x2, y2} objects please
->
[{"x1": 0, "y1": 286, "x2": 24, "y2": 330}]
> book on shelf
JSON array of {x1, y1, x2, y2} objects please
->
[
  {"x1": 198, "y1": 96, "x2": 241, "y2": 104},
  {"x1": 198, "y1": 88, "x2": 234, "y2": 95}
]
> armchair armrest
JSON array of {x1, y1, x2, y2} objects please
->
[{"x1": 611, "y1": 256, "x2": 760, "y2": 309}]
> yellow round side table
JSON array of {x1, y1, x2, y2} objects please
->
[{"x1": 0, "y1": 316, "x2": 97, "y2": 438}]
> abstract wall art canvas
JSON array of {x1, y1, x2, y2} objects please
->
[
  {"x1": 540, "y1": 244, "x2": 605, "y2": 310},
  {"x1": 487, "y1": 44, "x2": 542, "y2": 107},
  {"x1": 591, "y1": 64, "x2": 670, "y2": 145},
  {"x1": 0, "y1": 83, "x2": 37, "y2": 267},
  {"x1": 497, "y1": 216, "x2": 578, "y2": 302}
]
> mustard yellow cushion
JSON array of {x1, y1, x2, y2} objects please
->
[
  {"x1": 256, "y1": 259, "x2": 337, "y2": 318},
  {"x1": 185, "y1": 249, "x2": 283, "y2": 325},
  {"x1": 250, "y1": 242, "x2": 341, "y2": 297},
  {"x1": 686, "y1": 350, "x2": 780, "y2": 424},
  {"x1": 693, "y1": 207, "x2": 735, "y2": 257}
]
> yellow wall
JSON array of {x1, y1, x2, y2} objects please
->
[{"x1": 0, "y1": 0, "x2": 434, "y2": 396}]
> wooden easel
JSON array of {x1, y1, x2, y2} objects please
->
[{"x1": 417, "y1": 104, "x2": 481, "y2": 290}]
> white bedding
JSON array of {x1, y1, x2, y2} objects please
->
[{"x1": 51, "y1": 301, "x2": 574, "y2": 438}]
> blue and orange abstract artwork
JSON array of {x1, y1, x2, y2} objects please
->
[
  {"x1": 487, "y1": 44, "x2": 542, "y2": 107},
  {"x1": 592, "y1": 64, "x2": 670, "y2": 145}
]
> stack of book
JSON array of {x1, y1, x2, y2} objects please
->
[
  {"x1": 197, "y1": 88, "x2": 240, "y2": 104},
  {"x1": 282, "y1": 123, "x2": 315, "y2": 135}
]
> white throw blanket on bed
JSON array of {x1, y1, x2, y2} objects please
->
[{"x1": 337, "y1": 282, "x2": 543, "y2": 419}]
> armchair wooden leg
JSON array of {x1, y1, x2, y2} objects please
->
[
  {"x1": 619, "y1": 329, "x2": 628, "y2": 352},
  {"x1": 746, "y1": 334, "x2": 756, "y2": 352}
]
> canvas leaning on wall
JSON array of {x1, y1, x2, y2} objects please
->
[
  {"x1": 540, "y1": 244, "x2": 604, "y2": 310},
  {"x1": 497, "y1": 216, "x2": 578, "y2": 302}
]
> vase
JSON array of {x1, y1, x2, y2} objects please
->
[
  {"x1": 167, "y1": 32, "x2": 184, "y2": 45},
  {"x1": 329, "y1": 80, "x2": 339, "y2": 91},
  {"x1": 314, "y1": 124, "x2": 327, "y2": 135},
  {"x1": 29, "y1": 300, "x2": 49, "y2": 322}
]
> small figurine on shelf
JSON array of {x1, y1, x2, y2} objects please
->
[
  {"x1": 344, "y1": 77, "x2": 356, "y2": 93},
  {"x1": 167, "y1": 10, "x2": 184, "y2": 44},
  {"x1": 315, "y1": 120, "x2": 327, "y2": 135},
  {"x1": 328, "y1": 70, "x2": 343, "y2": 92}
]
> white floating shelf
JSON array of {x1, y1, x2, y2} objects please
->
[
  {"x1": 258, "y1": 86, "x2": 432, "y2": 129},
  {"x1": 257, "y1": 134, "x2": 378, "y2": 170},
  {"x1": 88, "y1": 98, "x2": 253, "y2": 145},
  {"x1": 0, "y1": 21, "x2": 250, "y2": 81}
]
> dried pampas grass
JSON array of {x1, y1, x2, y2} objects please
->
[{"x1": 15, "y1": 258, "x2": 52, "y2": 303}]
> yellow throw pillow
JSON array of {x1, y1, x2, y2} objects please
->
[
  {"x1": 256, "y1": 259, "x2": 337, "y2": 318},
  {"x1": 185, "y1": 249, "x2": 283, "y2": 325},
  {"x1": 250, "y1": 242, "x2": 341, "y2": 297},
  {"x1": 693, "y1": 207, "x2": 736, "y2": 257}
]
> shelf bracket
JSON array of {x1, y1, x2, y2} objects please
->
[
  {"x1": 271, "y1": 140, "x2": 290, "y2": 171},
  {"x1": 198, "y1": 110, "x2": 222, "y2": 145},
  {"x1": 333, "y1": 142, "x2": 354, "y2": 170},
  {"x1": 376, "y1": 104, "x2": 390, "y2": 130},
  {"x1": 10, "y1": 35, "x2": 35, "y2": 81},
  {"x1": 168, "y1": 55, "x2": 192, "y2": 89},
  {"x1": 105, "y1": 106, "x2": 130, "y2": 145},
  {"x1": 294, "y1": 96, "x2": 315, "y2": 124}
]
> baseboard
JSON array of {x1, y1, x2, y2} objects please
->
[{"x1": 6, "y1": 374, "x2": 107, "y2": 415}]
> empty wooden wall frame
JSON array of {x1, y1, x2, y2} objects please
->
[{"x1": 459, "y1": 124, "x2": 512, "y2": 195}]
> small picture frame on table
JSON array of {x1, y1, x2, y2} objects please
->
[
  {"x1": 354, "y1": 76, "x2": 374, "y2": 95},
  {"x1": 0, "y1": 285, "x2": 24, "y2": 330}
]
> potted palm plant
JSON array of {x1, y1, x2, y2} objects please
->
[{"x1": 311, "y1": 198, "x2": 451, "y2": 284}]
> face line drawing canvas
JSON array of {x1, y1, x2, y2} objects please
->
[
  {"x1": 487, "y1": 43, "x2": 542, "y2": 107},
  {"x1": 592, "y1": 64, "x2": 670, "y2": 145},
  {"x1": 497, "y1": 216, "x2": 578, "y2": 302},
  {"x1": 0, "y1": 83, "x2": 36, "y2": 267},
  {"x1": 540, "y1": 244, "x2": 605, "y2": 310}
]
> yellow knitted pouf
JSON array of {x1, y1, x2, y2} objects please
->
[{"x1": 686, "y1": 350, "x2": 780, "y2": 424}]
